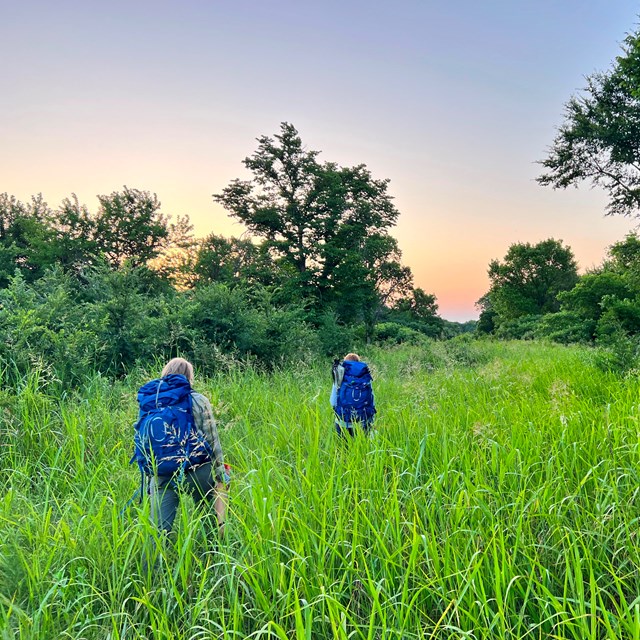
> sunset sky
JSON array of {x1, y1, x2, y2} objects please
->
[{"x1": 2, "y1": 0, "x2": 639, "y2": 321}]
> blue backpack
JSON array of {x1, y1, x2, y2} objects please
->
[
  {"x1": 131, "y1": 374, "x2": 212, "y2": 478},
  {"x1": 334, "y1": 360, "x2": 376, "y2": 426}
]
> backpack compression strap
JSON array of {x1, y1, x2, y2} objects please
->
[{"x1": 332, "y1": 360, "x2": 345, "y2": 388}]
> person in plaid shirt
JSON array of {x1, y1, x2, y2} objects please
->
[{"x1": 149, "y1": 357, "x2": 228, "y2": 538}]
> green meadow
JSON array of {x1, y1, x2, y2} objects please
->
[{"x1": 2, "y1": 339, "x2": 640, "y2": 639}]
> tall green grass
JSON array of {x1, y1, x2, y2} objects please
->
[{"x1": 1, "y1": 339, "x2": 640, "y2": 639}]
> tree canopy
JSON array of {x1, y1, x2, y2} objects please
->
[
  {"x1": 538, "y1": 29, "x2": 640, "y2": 216},
  {"x1": 94, "y1": 187, "x2": 172, "y2": 268},
  {"x1": 478, "y1": 239, "x2": 579, "y2": 326},
  {"x1": 0, "y1": 126, "x2": 452, "y2": 378},
  {"x1": 213, "y1": 122, "x2": 416, "y2": 330}
]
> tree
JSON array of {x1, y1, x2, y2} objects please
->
[
  {"x1": 0, "y1": 193, "x2": 56, "y2": 285},
  {"x1": 609, "y1": 232, "x2": 640, "y2": 268},
  {"x1": 146, "y1": 215, "x2": 197, "y2": 288},
  {"x1": 556, "y1": 233, "x2": 640, "y2": 341},
  {"x1": 213, "y1": 123, "x2": 406, "y2": 326},
  {"x1": 214, "y1": 123, "x2": 322, "y2": 280},
  {"x1": 326, "y1": 232, "x2": 414, "y2": 330},
  {"x1": 538, "y1": 29, "x2": 640, "y2": 216},
  {"x1": 193, "y1": 234, "x2": 276, "y2": 288},
  {"x1": 394, "y1": 287, "x2": 439, "y2": 319},
  {"x1": 530, "y1": 232, "x2": 640, "y2": 344},
  {"x1": 389, "y1": 287, "x2": 443, "y2": 336},
  {"x1": 479, "y1": 239, "x2": 579, "y2": 324},
  {"x1": 558, "y1": 271, "x2": 632, "y2": 321},
  {"x1": 48, "y1": 194, "x2": 100, "y2": 271},
  {"x1": 0, "y1": 189, "x2": 191, "y2": 286},
  {"x1": 607, "y1": 232, "x2": 640, "y2": 293},
  {"x1": 94, "y1": 187, "x2": 170, "y2": 268},
  {"x1": 475, "y1": 293, "x2": 497, "y2": 334}
]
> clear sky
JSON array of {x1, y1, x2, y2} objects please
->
[{"x1": 2, "y1": 0, "x2": 639, "y2": 321}]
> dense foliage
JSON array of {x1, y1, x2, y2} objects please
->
[
  {"x1": 0, "y1": 125, "x2": 458, "y2": 383},
  {"x1": 476, "y1": 233, "x2": 640, "y2": 371},
  {"x1": 521, "y1": 23, "x2": 640, "y2": 365},
  {"x1": 484, "y1": 239, "x2": 578, "y2": 320},
  {"x1": 213, "y1": 123, "x2": 415, "y2": 336},
  {"x1": 538, "y1": 27, "x2": 640, "y2": 217},
  {"x1": 0, "y1": 266, "x2": 326, "y2": 385}
]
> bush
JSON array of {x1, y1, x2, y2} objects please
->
[
  {"x1": 83, "y1": 267, "x2": 174, "y2": 374},
  {"x1": 599, "y1": 295, "x2": 640, "y2": 334},
  {"x1": 178, "y1": 284, "x2": 263, "y2": 357},
  {"x1": 177, "y1": 284, "x2": 319, "y2": 371},
  {"x1": 0, "y1": 270, "x2": 323, "y2": 385},
  {"x1": 534, "y1": 311, "x2": 595, "y2": 344},
  {"x1": 494, "y1": 314, "x2": 541, "y2": 340},
  {"x1": 314, "y1": 311, "x2": 358, "y2": 357},
  {"x1": 593, "y1": 336, "x2": 639, "y2": 374},
  {"x1": 374, "y1": 322, "x2": 426, "y2": 345},
  {"x1": 442, "y1": 333, "x2": 493, "y2": 367},
  {"x1": 594, "y1": 311, "x2": 640, "y2": 373},
  {"x1": 252, "y1": 305, "x2": 319, "y2": 365},
  {"x1": 0, "y1": 269, "x2": 102, "y2": 386}
]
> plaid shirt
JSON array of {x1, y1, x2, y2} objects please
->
[{"x1": 191, "y1": 392, "x2": 225, "y2": 484}]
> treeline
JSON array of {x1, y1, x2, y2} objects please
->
[
  {"x1": 476, "y1": 235, "x2": 640, "y2": 370},
  {"x1": 476, "y1": 21, "x2": 640, "y2": 373},
  {"x1": 0, "y1": 124, "x2": 476, "y2": 385}
]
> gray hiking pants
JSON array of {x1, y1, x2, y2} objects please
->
[{"x1": 150, "y1": 462, "x2": 217, "y2": 533}]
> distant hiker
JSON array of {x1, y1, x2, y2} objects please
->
[
  {"x1": 331, "y1": 353, "x2": 376, "y2": 437},
  {"x1": 131, "y1": 357, "x2": 227, "y2": 552}
]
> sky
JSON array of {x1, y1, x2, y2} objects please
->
[{"x1": 2, "y1": 0, "x2": 639, "y2": 321}]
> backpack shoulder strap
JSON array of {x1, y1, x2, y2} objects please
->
[{"x1": 332, "y1": 360, "x2": 345, "y2": 388}]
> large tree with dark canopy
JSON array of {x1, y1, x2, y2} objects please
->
[
  {"x1": 0, "y1": 193, "x2": 56, "y2": 284},
  {"x1": 538, "y1": 28, "x2": 640, "y2": 216},
  {"x1": 94, "y1": 187, "x2": 171, "y2": 268},
  {"x1": 193, "y1": 233, "x2": 276, "y2": 288},
  {"x1": 213, "y1": 123, "x2": 412, "y2": 326},
  {"x1": 479, "y1": 238, "x2": 579, "y2": 323}
]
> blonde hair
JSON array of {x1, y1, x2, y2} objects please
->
[
  {"x1": 344, "y1": 353, "x2": 360, "y2": 361},
  {"x1": 161, "y1": 357, "x2": 194, "y2": 384}
]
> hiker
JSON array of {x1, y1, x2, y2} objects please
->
[
  {"x1": 331, "y1": 353, "x2": 376, "y2": 437},
  {"x1": 132, "y1": 357, "x2": 227, "y2": 543}
]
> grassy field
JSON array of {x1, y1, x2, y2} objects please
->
[{"x1": 1, "y1": 339, "x2": 640, "y2": 639}]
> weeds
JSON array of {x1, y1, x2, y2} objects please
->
[{"x1": 1, "y1": 341, "x2": 639, "y2": 638}]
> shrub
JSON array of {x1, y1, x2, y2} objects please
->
[
  {"x1": 534, "y1": 311, "x2": 595, "y2": 344},
  {"x1": 494, "y1": 314, "x2": 541, "y2": 340},
  {"x1": 178, "y1": 284, "x2": 263, "y2": 357},
  {"x1": 442, "y1": 333, "x2": 493, "y2": 367},
  {"x1": 374, "y1": 322, "x2": 426, "y2": 345},
  {"x1": 177, "y1": 284, "x2": 320, "y2": 371},
  {"x1": 314, "y1": 311, "x2": 358, "y2": 357},
  {"x1": 252, "y1": 305, "x2": 319, "y2": 365},
  {"x1": 0, "y1": 269, "x2": 101, "y2": 386},
  {"x1": 84, "y1": 267, "x2": 174, "y2": 374},
  {"x1": 594, "y1": 311, "x2": 640, "y2": 373}
]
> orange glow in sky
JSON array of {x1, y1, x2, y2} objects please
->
[{"x1": 2, "y1": 1, "x2": 639, "y2": 321}]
